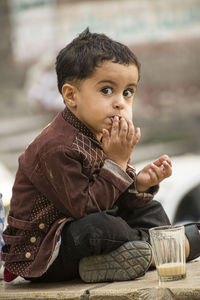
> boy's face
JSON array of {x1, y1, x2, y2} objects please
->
[{"x1": 66, "y1": 61, "x2": 139, "y2": 141}]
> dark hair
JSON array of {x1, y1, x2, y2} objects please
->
[{"x1": 56, "y1": 28, "x2": 141, "y2": 94}]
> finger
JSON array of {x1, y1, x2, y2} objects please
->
[
  {"x1": 111, "y1": 115, "x2": 119, "y2": 136},
  {"x1": 102, "y1": 129, "x2": 110, "y2": 146},
  {"x1": 165, "y1": 157, "x2": 172, "y2": 167},
  {"x1": 153, "y1": 157, "x2": 163, "y2": 167},
  {"x1": 153, "y1": 155, "x2": 171, "y2": 167},
  {"x1": 151, "y1": 161, "x2": 171, "y2": 181},
  {"x1": 132, "y1": 127, "x2": 141, "y2": 146},
  {"x1": 135, "y1": 127, "x2": 141, "y2": 140},
  {"x1": 102, "y1": 128, "x2": 109, "y2": 137},
  {"x1": 119, "y1": 117, "x2": 128, "y2": 140},
  {"x1": 162, "y1": 161, "x2": 172, "y2": 177},
  {"x1": 127, "y1": 119, "x2": 134, "y2": 142},
  {"x1": 149, "y1": 163, "x2": 161, "y2": 181},
  {"x1": 160, "y1": 155, "x2": 172, "y2": 166}
]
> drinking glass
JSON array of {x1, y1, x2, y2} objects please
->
[{"x1": 149, "y1": 225, "x2": 186, "y2": 282}]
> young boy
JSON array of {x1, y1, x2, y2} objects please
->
[{"x1": 2, "y1": 28, "x2": 200, "y2": 283}]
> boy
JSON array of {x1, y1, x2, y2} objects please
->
[{"x1": 2, "y1": 28, "x2": 200, "y2": 283}]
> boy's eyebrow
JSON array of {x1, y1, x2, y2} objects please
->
[
  {"x1": 96, "y1": 80, "x2": 117, "y2": 86},
  {"x1": 127, "y1": 83, "x2": 138, "y2": 88},
  {"x1": 96, "y1": 80, "x2": 137, "y2": 88}
]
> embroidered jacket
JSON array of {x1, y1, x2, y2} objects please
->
[{"x1": 2, "y1": 107, "x2": 158, "y2": 278}]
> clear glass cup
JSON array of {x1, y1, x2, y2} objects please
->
[{"x1": 149, "y1": 225, "x2": 186, "y2": 282}]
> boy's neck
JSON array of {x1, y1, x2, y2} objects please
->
[{"x1": 62, "y1": 106, "x2": 102, "y2": 142}]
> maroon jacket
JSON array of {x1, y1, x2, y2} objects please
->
[{"x1": 2, "y1": 107, "x2": 157, "y2": 278}]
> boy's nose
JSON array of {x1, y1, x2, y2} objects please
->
[{"x1": 113, "y1": 96, "x2": 125, "y2": 110}]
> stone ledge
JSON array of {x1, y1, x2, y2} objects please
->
[{"x1": 0, "y1": 259, "x2": 200, "y2": 300}]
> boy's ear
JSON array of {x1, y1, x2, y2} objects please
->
[{"x1": 62, "y1": 83, "x2": 77, "y2": 108}]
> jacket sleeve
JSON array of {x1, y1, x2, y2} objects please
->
[
  {"x1": 116, "y1": 164, "x2": 159, "y2": 209},
  {"x1": 33, "y1": 148, "x2": 134, "y2": 219}
]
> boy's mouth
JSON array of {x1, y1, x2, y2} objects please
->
[{"x1": 109, "y1": 115, "x2": 122, "y2": 122}]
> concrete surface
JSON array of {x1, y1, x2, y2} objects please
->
[{"x1": 0, "y1": 259, "x2": 200, "y2": 300}]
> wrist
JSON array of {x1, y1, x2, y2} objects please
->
[
  {"x1": 107, "y1": 158, "x2": 128, "y2": 171},
  {"x1": 136, "y1": 182, "x2": 149, "y2": 193}
]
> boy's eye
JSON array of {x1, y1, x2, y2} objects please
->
[
  {"x1": 101, "y1": 87, "x2": 113, "y2": 95},
  {"x1": 123, "y1": 88, "x2": 134, "y2": 98}
]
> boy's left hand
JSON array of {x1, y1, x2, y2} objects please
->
[{"x1": 136, "y1": 155, "x2": 172, "y2": 193}]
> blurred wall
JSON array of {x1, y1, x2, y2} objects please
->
[{"x1": 8, "y1": 0, "x2": 200, "y2": 63}]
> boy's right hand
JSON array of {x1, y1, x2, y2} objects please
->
[{"x1": 102, "y1": 116, "x2": 141, "y2": 171}]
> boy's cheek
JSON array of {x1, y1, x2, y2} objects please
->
[{"x1": 123, "y1": 111, "x2": 133, "y2": 122}]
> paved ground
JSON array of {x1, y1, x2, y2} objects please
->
[{"x1": 0, "y1": 259, "x2": 200, "y2": 300}]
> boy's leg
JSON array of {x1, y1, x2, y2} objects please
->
[
  {"x1": 118, "y1": 200, "x2": 171, "y2": 242},
  {"x1": 185, "y1": 223, "x2": 200, "y2": 261},
  {"x1": 27, "y1": 210, "x2": 153, "y2": 283},
  {"x1": 78, "y1": 200, "x2": 171, "y2": 282},
  {"x1": 117, "y1": 200, "x2": 200, "y2": 263}
]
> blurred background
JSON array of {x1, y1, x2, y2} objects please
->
[{"x1": 0, "y1": 0, "x2": 200, "y2": 223}]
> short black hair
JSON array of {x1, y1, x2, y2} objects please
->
[{"x1": 56, "y1": 28, "x2": 141, "y2": 94}]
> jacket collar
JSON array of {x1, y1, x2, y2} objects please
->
[{"x1": 62, "y1": 106, "x2": 101, "y2": 146}]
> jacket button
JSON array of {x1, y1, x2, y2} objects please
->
[
  {"x1": 25, "y1": 252, "x2": 31, "y2": 259},
  {"x1": 39, "y1": 223, "x2": 45, "y2": 230},
  {"x1": 30, "y1": 237, "x2": 36, "y2": 243}
]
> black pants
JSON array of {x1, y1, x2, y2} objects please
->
[{"x1": 27, "y1": 200, "x2": 170, "y2": 282}]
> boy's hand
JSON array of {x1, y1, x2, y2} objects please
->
[
  {"x1": 102, "y1": 116, "x2": 141, "y2": 171},
  {"x1": 136, "y1": 155, "x2": 172, "y2": 193}
]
